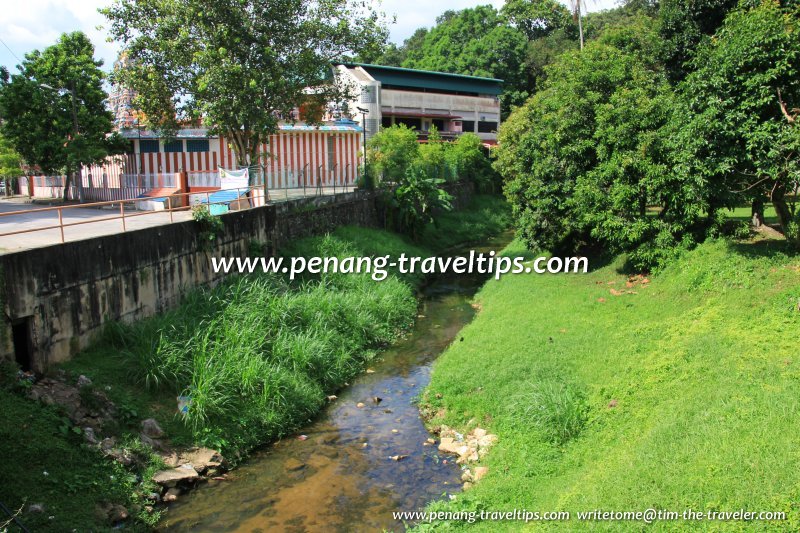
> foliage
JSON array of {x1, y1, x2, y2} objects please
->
[
  {"x1": 418, "y1": 195, "x2": 512, "y2": 251},
  {"x1": 511, "y1": 380, "x2": 588, "y2": 445},
  {"x1": 671, "y1": 0, "x2": 800, "y2": 246},
  {"x1": 0, "y1": 32, "x2": 125, "y2": 201},
  {"x1": 501, "y1": 0, "x2": 573, "y2": 41},
  {"x1": 399, "y1": 6, "x2": 531, "y2": 114},
  {"x1": 103, "y1": 0, "x2": 388, "y2": 174},
  {"x1": 419, "y1": 237, "x2": 800, "y2": 531},
  {"x1": 367, "y1": 124, "x2": 419, "y2": 183},
  {"x1": 496, "y1": 42, "x2": 694, "y2": 269},
  {"x1": 389, "y1": 165, "x2": 453, "y2": 240},
  {"x1": 0, "y1": 132, "x2": 23, "y2": 196},
  {"x1": 192, "y1": 204, "x2": 225, "y2": 247},
  {"x1": 0, "y1": 373, "x2": 148, "y2": 531},
  {"x1": 657, "y1": 0, "x2": 739, "y2": 82}
]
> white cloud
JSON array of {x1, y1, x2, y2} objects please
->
[{"x1": 1, "y1": 0, "x2": 119, "y2": 71}]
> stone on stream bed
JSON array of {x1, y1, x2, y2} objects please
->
[
  {"x1": 436, "y1": 426, "x2": 498, "y2": 486},
  {"x1": 152, "y1": 464, "x2": 201, "y2": 488}
]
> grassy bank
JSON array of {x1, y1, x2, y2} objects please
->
[
  {"x1": 420, "y1": 236, "x2": 800, "y2": 531},
  {"x1": 0, "y1": 194, "x2": 510, "y2": 530}
]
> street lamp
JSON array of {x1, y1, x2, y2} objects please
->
[
  {"x1": 40, "y1": 83, "x2": 83, "y2": 202},
  {"x1": 356, "y1": 106, "x2": 368, "y2": 186}
]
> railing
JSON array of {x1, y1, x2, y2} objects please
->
[
  {"x1": 0, "y1": 176, "x2": 365, "y2": 246},
  {"x1": 0, "y1": 186, "x2": 264, "y2": 245},
  {"x1": 415, "y1": 130, "x2": 463, "y2": 142}
]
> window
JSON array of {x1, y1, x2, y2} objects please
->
[
  {"x1": 381, "y1": 116, "x2": 393, "y2": 128},
  {"x1": 395, "y1": 117, "x2": 421, "y2": 130},
  {"x1": 186, "y1": 139, "x2": 210, "y2": 153},
  {"x1": 139, "y1": 140, "x2": 159, "y2": 153},
  {"x1": 461, "y1": 120, "x2": 475, "y2": 133},
  {"x1": 478, "y1": 121, "x2": 497, "y2": 133},
  {"x1": 164, "y1": 140, "x2": 183, "y2": 153},
  {"x1": 432, "y1": 119, "x2": 445, "y2": 131},
  {"x1": 327, "y1": 137, "x2": 335, "y2": 168}
]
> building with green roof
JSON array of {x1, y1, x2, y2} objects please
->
[{"x1": 334, "y1": 63, "x2": 502, "y2": 144}]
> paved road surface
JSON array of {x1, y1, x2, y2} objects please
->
[{"x1": 0, "y1": 186, "x2": 353, "y2": 254}]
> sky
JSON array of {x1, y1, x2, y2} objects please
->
[{"x1": 0, "y1": 0, "x2": 620, "y2": 74}]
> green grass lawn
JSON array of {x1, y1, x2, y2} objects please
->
[{"x1": 420, "y1": 236, "x2": 800, "y2": 531}]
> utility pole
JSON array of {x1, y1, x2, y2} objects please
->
[{"x1": 357, "y1": 106, "x2": 368, "y2": 186}]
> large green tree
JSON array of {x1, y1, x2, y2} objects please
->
[
  {"x1": 104, "y1": 0, "x2": 388, "y2": 175},
  {"x1": 672, "y1": 0, "x2": 800, "y2": 244},
  {"x1": 495, "y1": 40, "x2": 698, "y2": 269},
  {"x1": 0, "y1": 32, "x2": 122, "y2": 201},
  {"x1": 400, "y1": 6, "x2": 530, "y2": 113}
]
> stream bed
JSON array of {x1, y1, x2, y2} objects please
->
[{"x1": 159, "y1": 233, "x2": 511, "y2": 532}]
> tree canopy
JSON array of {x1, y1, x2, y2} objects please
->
[
  {"x1": 0, "y1": 32, "x2": 122, "y2": 200},
  {"x1": 103, "y1": 0, "x2": 389, "y2": 173}
]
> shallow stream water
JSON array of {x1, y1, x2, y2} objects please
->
[{"x1": 159, "y1": 233, "x2": 512, "y2": 532}]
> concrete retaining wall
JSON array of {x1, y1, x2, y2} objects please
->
[{"x1": 1, "y1": 183, "x2": 473, "y2": 371}]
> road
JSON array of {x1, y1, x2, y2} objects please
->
[{"x1": 0, "y1": 186, "x2": 355, "y2": 254}]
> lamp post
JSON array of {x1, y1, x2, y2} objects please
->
[
  {"x1": 40, "y1": 83, "x2": 83, "y2": 202},
  {"x1": 356, "y1": 106, "x2": 368, "y2": 185}
]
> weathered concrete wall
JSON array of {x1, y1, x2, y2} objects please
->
[{"x1": 1, "y1": 185, "x2": 473, "y2": 371}]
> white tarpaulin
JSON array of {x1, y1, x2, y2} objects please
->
[{"x1": 219, "y1": 167, "x2": 249, "y2": 191}]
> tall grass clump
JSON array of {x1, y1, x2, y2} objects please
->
[
  {"x1": 98, "y1": 233, "x2": 417, "y2": 457},
  {"x1": 511, "y1": 381, "x2": 589, "y2": 445}
]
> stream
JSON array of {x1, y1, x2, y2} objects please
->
[{"x1": 158, "y1": 232, "x2": 512, "y2": 532}]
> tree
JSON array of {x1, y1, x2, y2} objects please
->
[
  {"x1": 0, "y1": 133, "x2": 23, "y2": 196},
  {"x1": 495, "y1": 42, "x2": 696, "y2": 269},
  {"x1": 501, "y1": 0, "x2": 573, "y2": 41},
  {"x1": 672, "y1": 0, "x2": 800, "y2": 244},
  {"x1": 0, "y1": 32, "x2": 122, "y2": 201},
  {"x1": 657, "y1": 0, "x2": 739, "y2": 82},
  {"x1": 103, "y1": 0, "x2": 388, "y2": 177},
  {"x1": 366, "y1": 124, "x2": 419, "y2": 184},
  {"x1": 400, "y1": 6, "x2": 530, "y2": 114}
]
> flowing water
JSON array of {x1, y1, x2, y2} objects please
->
[{"x1": 159, "y1": 233, "x2": 512, "y2": 532}]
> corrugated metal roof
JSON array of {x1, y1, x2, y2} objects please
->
[{"x1": 342, "y1": 63, "x2": 503, "y2": 96}]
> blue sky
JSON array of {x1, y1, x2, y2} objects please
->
[{"x1": 0, "y1": 0, "x2": 619, "y2": 74}]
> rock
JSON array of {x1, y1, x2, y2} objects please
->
[
  {"x1": 473, "y1": 466, "x2": 489, "y2": 481},
  {"x1": 473, "y1": 428, "x2": 487, "y2": 438},
  {"x1": 438, "y1": 437, "x2": 460, "y2": 455},
  {"x1": 152, "y1": 465, "x2": 200, "y2": 487},
  {"x1": 27, "y1": 503, "x2": 45, "y2": 514},
  {"x1": 284, "y1": 458, "x2": 305, "y2": 472},
  {"x1": 105, "y1": 448, "x2": 133, "y2": 466},
  {"x1": 160, "y1": 451, "x2": 181, "y2": 468},
  {"x1": 162, "y1": 487, "x2": 181, "y2": 503},
  {"x1": 608, "y1": 399, "x2": 618, "y2": 408},
  {"x1": 140, "y1": 433, "x2": 164, "y2": 450},
  {"x1": 146, "y1": 492, "x2": 161, "y2": 502},
  {"x1": 141, "y1": 418, "x2": 164, "y2": 439},
  {"x1": 356, "y1": 402, "x2": 365, "y2": 408},
  {"x1": 456, "y1": 445, "x2": 470, "y2": 458},
  {"x1": 477, "y1": 434, "x2": 498, "y2": 448},
  {"x1": 105, "y1": 504, "x2": 128, "y2": 522},
  {"x1": 461, "y1": 470, "x2": 473, "y2": 483},
  {"x1": 76, "y1": 375, "x2": 93, "y2": 388},
  {"x1": 463, "y1": 482, "x2": 473, "y2": 490},
  {"x1": 83, "y1": 427, "x2": 99, "y2": 445},
  {"x1": 99, "y1": 437, "x2": 116, "y2": 451},
  {"x1": 177, "y1": 447, "x2": 224, "y2": 473}
]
